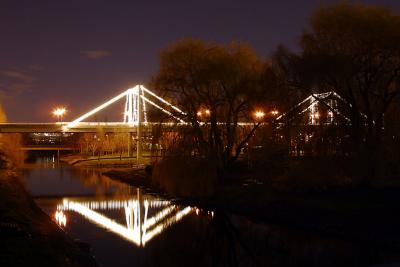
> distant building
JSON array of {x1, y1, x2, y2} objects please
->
[{"x1": 28, "y1": 132, "x2": 75, "y2": 145}]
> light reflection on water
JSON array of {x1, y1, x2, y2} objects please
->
[
  {"x1": 22, "y1": 161, "x2": 131, "y2": 197},
  {"x1": 23, "y1": 158, "x2": 214, "y2": 266},
  {"x1": 22, "y1": 156, "x2": 389, "y2": 267},
  {"x1": 25, "y1": 158, "x2": 198, "y2": 248},
  {"x1": 54, "y1": 191, "x2": 193, "y2": 247}
]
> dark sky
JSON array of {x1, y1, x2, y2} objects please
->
[{"x1": 1, "y1": 0, "x2": 399, "y2": 122}]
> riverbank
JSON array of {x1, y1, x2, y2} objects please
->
[
  {"x1": 0, "y1": 168, "x2": 98, "y2": 267},
  {"x1": 103, "y1": 167, "x2": 400, "y2": 263},
  {"x1": 61, "y1": 154, "x2": 152, "y2": 167},
  {"x1": 103, "y1": 167, "x2": 150, "y2": 188}
]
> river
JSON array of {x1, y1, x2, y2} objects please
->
[{"x1": 21, "y1": 155, "x2": 382, "y2": 267}]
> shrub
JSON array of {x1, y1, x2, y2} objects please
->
[{"x1": 271, "y1": 157, "x2": 357, "y2": 193}]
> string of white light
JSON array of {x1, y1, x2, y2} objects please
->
[
  {"x1": 64, "y1": 85, "x2": 186, "y2": 130},
  {"x1": 141, "y1": 95, "x2": 186, "y2": 123},
  {"x1": 141, "y1": 86, "x2": 186, "y2": 115},
  {"x1": 65, "y1": 90, "x2": 129, "y2": 129}
]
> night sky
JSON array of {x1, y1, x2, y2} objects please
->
[{"x1": 1, "y1": 0, "x2": 399, "y2": 122}]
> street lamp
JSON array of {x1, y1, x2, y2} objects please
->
[
  {"x1": 197, "y1": 109, "x2": 211, "y2": 119},
  {"x1": 271, "y1": 110, "x2": 279, "y2": 116},
  {"x1": 52, "y1": 107, "x2": 66, "y2": 163},
  {"x1": 254, "y1": 110, "x2": 265, "y2": 121},
  {"x1": 53, "y1": 107, "x2": 66, "y2": 122}
]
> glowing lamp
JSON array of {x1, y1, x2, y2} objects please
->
[
  {"x1": 53, "y1": 107, "x2": 66, "y2": 116},
  {"x1": 254, "y1": 110, "x2": 265, "y2": 120},
  {"x1": 271, "y1": 110, "x2": 279, "y2": 116},
  {"x1": 52, "y1": 107, "x2": 67, "y2": 122}
]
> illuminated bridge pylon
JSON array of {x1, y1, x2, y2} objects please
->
[
  {"x1": 64, "y1": 85, "x2": 186, "y2": 131},
  {"x1": 123, "y1": 86, "x2": 148, "y2": 125}
]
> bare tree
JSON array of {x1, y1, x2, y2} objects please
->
[
  {"x1": 152, "y1": 39, "x2": 268, "y2": 173},
  {"x1": 272, "y1": 3, "x2": 400, "y2": 183}
]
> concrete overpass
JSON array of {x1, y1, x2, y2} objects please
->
[
  {"x1": 0, "y1": 122, "x2": 163, "y2": 133},
  {"x1": 0, "y1": 121, "x2": 256, "y2": 133},
  {"x1": 21, "y1": 146, "x2": 77, "y2": 151}
]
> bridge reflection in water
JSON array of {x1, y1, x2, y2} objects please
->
[{"x1": 54, "y1": 189, "x2": 194, "y2": 247}]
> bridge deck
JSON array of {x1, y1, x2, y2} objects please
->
[{"x1": 0, "y1": 122, "x2": 257, "y2": 133}]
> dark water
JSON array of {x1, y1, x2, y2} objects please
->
[{"x1": 22, "y1": 156, "x2": 384, "y2": 267}]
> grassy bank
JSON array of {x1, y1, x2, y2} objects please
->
[
  {"x1": 103, "y1": 157, "x2": 400, "y2": 262},
  {"x1": 61, "y1": 154, "x2": 153, "y2": 167},
  {"x1": 0, "y1": 168, "x2": 98, "y2": 266}
]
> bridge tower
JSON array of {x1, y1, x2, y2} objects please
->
[
  {"x1": 123, "y1": 86, "x2": 148, "y2": 125},
  {"x1": 123, "y1": 86, "x2": 147, "y2": 160}
]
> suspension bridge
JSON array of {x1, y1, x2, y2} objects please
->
[{"x1": 0, "y1": 85, "x2": 187, "y2": 133}]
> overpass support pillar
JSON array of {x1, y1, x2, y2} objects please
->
[{"x1": 128, "y1": 132, "x2": 133, "y2": 157}]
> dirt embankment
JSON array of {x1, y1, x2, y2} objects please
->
[{"x1": 0, "y1": 169, "x2": 98, "y2": 267}]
